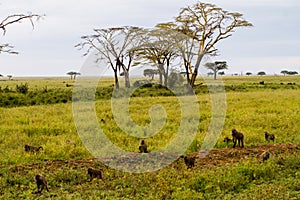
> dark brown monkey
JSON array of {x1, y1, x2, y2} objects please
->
[
  {"x1": 223, "y1": 137, "x2": 232, "y2": 145},
  {"x1": 87, "y1": 167, "x2": 103, "y2": 180},
  {"x1": 139, "y1": 140, "x2": 148, "y2": 153},
  {"x1": 180, "y1": 155, "x2": 196, "y2": 169},
  {"x1": 24, "y1": 144, "x2": 43, "y2": 153},
  {"x1": 264, "y1": 132, "x2": 275, "y2": 142},
  {"x1": 35, "y1": 174, "x2": 49, "y2": 193},
  {"x1": 231, "y1": 129, "x2": 244, "y2": 148},
  {"x1": 261, "y1": 151, "x2": 270, "y2": 162}
]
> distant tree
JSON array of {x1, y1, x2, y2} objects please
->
[
  {"x1": 218, "y1": 71, "x2": 225, "y2": 76},
  {"x1": 7, "y1": 75, "x2": 12, "y2": 80},
  {"x1": 246, "y1": 72, "x2": 252, "y2": 76},
  {"x1": 257, "y1": 71, "x2": 266, "y2": 76},
  {"x1": 143, "y1": 69, "x2": 159, "y2": 80},
  {"x1": 67, "y1": 71, "x2": 80, "y2": 80},
  {"x1": 207, "y1": 72, "x2": 214, "y2": 77},
  {"x1": 135, "y1": 28, "x2": 178, "y2": 87},
  {"x1": 204, "y1": 61, "x2": 228, "y2": 80},
  {"x1": 74, "y1": 72, "x2": 81, "y2": 79},
  {"x1": 287, "y1": 71, "x2": 298, "y2": 75},
  {"x1": 67, "y1": 72, "x2": 75, "y2": 80},
  {"x1": 67, "y1": 71, "x2": 74, "y2": 79},
  {"x1": 280, "y1": 70, "x2": 289, "y2": 76},
  {"x1": 0, "y1": 13, "x2": 43, "y2": 54},
  {"x1": 0, "y1": 74, "x2": 3, "y2": 77}
]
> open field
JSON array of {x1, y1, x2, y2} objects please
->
[{"x1": 0, "y1": 76, "x2": 299, "y2": 199}]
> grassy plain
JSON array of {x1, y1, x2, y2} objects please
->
[{"x1": 0, "y1": 75, "x2": 299, "y2": 199}]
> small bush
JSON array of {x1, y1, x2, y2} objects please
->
[
  {"x1": 16, "y1": 83, "x2": 29, "y2": 94},
  {"x1": 133, "y1": 80, "x2": 153, "y2": 88}
]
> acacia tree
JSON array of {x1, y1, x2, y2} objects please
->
[
  {"x1": 76, "y1": 26, "x2": 143, "y2": 89},
  {"x1": 204, "y1": 61, "x2": 228, "y2": 80},
  {"x1": 218, "y1": 71, "x2": 225, "y2": 76},
  {"x1": 158, "y1": 2, "x2": 252, "y2": 87},
  {"x1": 280, "y1": 70, "x2": 289, "y2": 76},
  {"x1": 67, "y1": 71, "x2": 81, "y2": 80},
  {"x1": 287, "y1": 71, "x2": 298, "y2": 75},
  {"x1": 143, "y1": 69, "x2": 159, "y2": 80},
  {"x1": 257, "y1": 71, "x2": 266, "y2": 76},
  {"x1": 135, "y1": 28, "x2": 178, "y2": 87},
  {"x1": 0, "y1": 13, "x2": 42, "y2": 54}
]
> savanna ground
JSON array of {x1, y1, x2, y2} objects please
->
[{"x1": 0, "y1": 75, "x2": 299, "y2": 199}]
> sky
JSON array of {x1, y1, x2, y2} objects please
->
[{"x1": 0, "y1": 0, "x2": 299, "y2": 77}]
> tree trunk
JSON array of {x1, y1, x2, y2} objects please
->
[
  {"x1": 164, "y1": 58, "x2": 171, "y2": 87},
  {"x1": 124, "y1": 71, "x2": 130, "y2": 88},
  {"x1": 158, "y1": 72, "x2": 163, "y2": 85},
  {"x1": 113, "y1": 69, "x2": 119, "y2": 89},
  {"x1": 214, "y1": 70, "x2": 217, "y2": 80},
  {"x1": 189, "y1": 54, "x2": 204, "y2": 87},
  {"x1": 158, "y1": 63, "x2": 164, "y2": 86},
  {"x1": 163, "y1": 73, "x2": 168, "y2": 87},
  {"x1": 190, "y1": 72, "x2": 198, "y2": 87},
  {"x1": 184, "y1": 61, "x2": 191, "y2": 85}
]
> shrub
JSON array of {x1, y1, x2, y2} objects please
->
[
  {"x1": 16, "y1": 83, "x2": 29, "y2": 94},
  {"x1": 133, "y1": 80, "x2": 153, "y2": 88}
]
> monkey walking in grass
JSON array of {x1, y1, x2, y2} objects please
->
[
  {"x1": 231, "y1": 129, "x2": 244, "y2": 148},
  {"x1": 34, "y1": 174, "x2": 49, "y2": 194},
  {"x1": 24, "y1": 144, "x2": 43, "y2": 153}
]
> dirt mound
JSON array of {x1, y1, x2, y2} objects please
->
[
  {"x1": 10, "y1": 143, "x2": 300, "y2": 173},
  {"x1": 189, "y1": 143, "x2": 300, "y2": 167}
]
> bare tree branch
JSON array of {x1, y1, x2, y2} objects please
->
[
  {"x1": 76, "y1": 26, "x2": 143, "y2": 88},
  {"x1": 0, "y1": 13, "x2": 44, "y2": 54},
  {"x1": 0, "y1": 13, "x2": 43, "y2": 35},
  {"x1": 0, "y1": 43, "x2": 18, "y2": 54}
]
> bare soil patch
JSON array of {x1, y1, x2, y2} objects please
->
[{"x1": 8, "y1": 143, "x2": 300, "y2": 174}]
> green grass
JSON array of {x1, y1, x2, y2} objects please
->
[
  {"x1": 0, "y1": 149, "x2": 299, "y2": 199},
  {"x1": 0, "y1": 75, "x2": 299, "y2": 199}
]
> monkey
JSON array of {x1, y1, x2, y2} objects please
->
[
  {"x1": 24, "y1": 144, "x2": 43, "y2": 153},
  {"x1": 65, "y1": 139, "x2": 76, "y2": 147},
  {"x1": 231, "y1": 129, "x2": 244, "y2": 148},
  {"x1": 87, "y1": 167, "x2": 103, "y2": 180},
  {"x1": 180, "y1": 155, "x2": 196, "y2": 169},
  {"x1": 35, "y1": 174, "x2": 49, "y2": 194},
  {"x1": 139, "y1": 140, "x2": 148, "y2": 153},
  {"x1": 264, "y1": 132, "x2": 275, "y2": 142},
  {"x1": 223, "y1": 137, "x2": 233, "y2": 145},
  {"x1": 261, "y1": 151, "x2": 270, "y2": 162}
]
